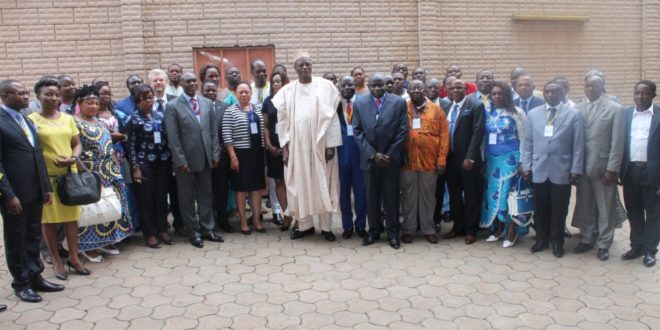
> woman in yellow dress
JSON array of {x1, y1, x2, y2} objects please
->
[{"x1": 29, "y1": 77, "x2": 90, "y2": 280}]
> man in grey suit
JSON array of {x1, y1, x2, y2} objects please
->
[
  {"x1": 165, "y1": 72, "x2": 223, "y2": 248},
  {"x1": 571, "y1": 73, "x2": 625, "y2": 261},
  {"x1": 522, "y1": 81, "x2": 585, "y2": 258}
]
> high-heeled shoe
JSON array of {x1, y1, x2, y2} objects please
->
[
  {"x1": 66, "y1": 261, "x2": 91, "y2": 276},
  {"x1": 502, "y1": 235, "x2": 518, "y2": 248},
  {"x1": 54, "y1": 267, "x2": 68, "y2": 281},
  {"x1": 81, "y1": 251, "x2": 104, "y2": 263},
  {"x1": 486, "y1": 231, "x2": 504, "y2": 242},
  {"x1": 281, "y1": 216, "x2": 292, "y2": 231}
]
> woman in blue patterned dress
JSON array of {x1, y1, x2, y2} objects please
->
[
  {"x1": 480, "y1": 81, "x2": 530, "y2": 248},
  {"x1": 73, "y1": 85, "x2": 133, "y2": 253}
]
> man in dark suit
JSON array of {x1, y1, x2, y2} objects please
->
[
  {"x1": 467, "y1": 69, "x2": 494, "y2": 107},
  {"x1": 337, "y1": 76, "x2": 367, "y2": 239},
  {"x1": 202, "y1": 81, "x2": 234, "y2": 233},
  {"x1": 352, "y1": 73, "x2": 408, "y2": 249},
  {"x1": 0, "y1": 80, "x2": 64, "y2": 305},
  {"x1": 514, "y1": 75, "x2": 545, "y2": 113},
  {"x1": 165, "y1": 73, "x2": 223, "y2": 248},
  {"x1": 441, "y1": 79, "x2": 485, "y2": 244},
  {"x1": 621, "y1": 80, "x2": 660, "y2": 267},
  {"x1": 115, "y1": 74, "x2": 144, "y2": 116}
]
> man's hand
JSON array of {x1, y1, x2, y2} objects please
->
[
  {"x1": 178, "y1": 165, "x2": 190, "y2": 173},
  {"x1": 374, "y1": 153, "x2": 391, "y2": 167},
  {"x1": 5, "y1": 196, "x2": 22, "y2": 215},
  {"x1": 44, "y1": 192, "x2": 53, "y2": 205},
  {"x1": 133, "y1": 167, "x2": 143, "y2": 183},
  {"x1": 282, "y1": 146, "x2": 289, "y2": 166},
  {"x1": 570, "y1": 173, "x2": 581, "y2": 185},
  {"x1": 212, "y1": 160, "x2": 219, "y2": 168},
  {"x1": 462, "y1": 159, "x2": 474, "y2": 171},
  {"x1": 325, "y1": 148, "x2": 335, "y2": 162},
  {"x1": 522, "y1": 171, "x2": 532, "y2": 182},
  {"x1": 601, "y1": 171, "x2": 616, "y2": 186},
  {"x1": 436, "y1": 165, "x2": 446, "y2": 176}
]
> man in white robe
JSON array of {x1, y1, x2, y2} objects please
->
[{"x1": 272, "y1": 51, "x2": 342, "y2": 241}]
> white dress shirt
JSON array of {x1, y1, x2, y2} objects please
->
[
  {"x1": 153, "y1": 96, "x2": 168, "y2": 113},
  {"x1": 630, "y1": 104, "x2": 654, "y2": 162}
]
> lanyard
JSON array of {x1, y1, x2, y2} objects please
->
[
  {"x1": 246, "y1": 105, "x2": 257, "y2": 123},
  {"x1": 546, "y1": 108, "x2": 558, "y2": 125},
  {"x1": 412, "y1": 101, "x2": 426, "y2": 119}
]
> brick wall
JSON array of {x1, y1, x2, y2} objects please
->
[{"x1": 0, "y1": 0, "x2": 657, "y2": 104}]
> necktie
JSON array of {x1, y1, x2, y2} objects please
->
[
  {"x1": 257, "y1": 88, "x2": 263, "y2": 103},
  {"x1": 521, "y1": 100, "x2": 528, "y2": 113},
  {"x1": 346, "y1": 100, "x2": 353, "y2": 124},
  {"x1": 157, "y1": 99, "x2": 164, "y2": 113},
  {"x1": 450, "y1": 104, "x2": 459, "y2": 151},
  {"x1": 191, "y1": 97, "x2": 199, "y2": 116},
  {"x1": 587, "y1": 103, "x2": 596, "y2": 121},
  {"x1": 481, "y1": 94, "x2": 489, "y2": 106},
  {"x1": 547, "y1": 107, "x2": 557, "y2": 125},
  {"x1": 17, "y1": 115, "x2": 34, "y2": 147}
]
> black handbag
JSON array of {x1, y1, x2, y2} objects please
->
[{"x1": 55, "y1": 161, "x2": 102, "y2": 206}]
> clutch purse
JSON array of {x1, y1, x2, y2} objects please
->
[
  {"x1": 507, "y1": 176, "x2": 535, "y2": 216},
  {"x1": 55, "y1": 161, "x2": 102, "y2": 206}
]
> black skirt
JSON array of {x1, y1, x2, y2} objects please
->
[{"x1": 230, "y1": 132, "x2": 265, "y2": 192}]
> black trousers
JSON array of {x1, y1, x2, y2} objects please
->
[
  {"x1": 137, "y1": 164, "x2": 171, "y2": 238},
  {"x1": 212, "y1": 152, "x2": 231, "y2": 225},
  {"x1": 623, "y1": 164, "x2": 660, "y2": 254},
  {"x1": 533, "y1": 180, "x2": 571, "y2": 246},
  {"x1": 1, "y1": 199, "x2": 44, "y2": 290},
  {"x1": 365, "y1": 162, "x2": 401, "y2": 239},
  {"x1": 446, "y1": 155, "x2": 483, "y2": 236}
]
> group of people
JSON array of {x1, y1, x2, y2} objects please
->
[{"x1": 1, "y1": 51, "x2": 659, "y2": 308}]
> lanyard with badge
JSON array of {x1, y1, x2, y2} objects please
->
[
  {"x1": 545, "y1": 107, "x2": 558, "y2": 137},
  {"x1": 247, "y1": 106, "x2": 259, "y2": 135},
  {"x1": 412, "y1": 102, "x2": 425, "y2": 130},
  {"x1": 487, "y1": 105, "x2": 503, "y2": 145},
  {"x1": 151, "y1": 112, "x2": 162, "y2": 144}
]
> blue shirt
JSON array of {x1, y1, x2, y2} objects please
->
[
  {"x1": 485, "y1": 107, "x2": 520, "y2": 155},
  {"x1": 125, "y1": 110, "x2": 170, "y2": 168}
]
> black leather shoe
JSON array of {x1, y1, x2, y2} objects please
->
[
  {"x1": 342, "y1": 230, "x2": 353, "y2": 239},
  {"x1": 203, "y1": 232, "x2": 224, "y2": 243},
  {"x1": 356, "y1": 229, "x2": 368, "y2": 238},
  {"x1": 401, "y1": 234, "x2": 414, "y2": 243},
  {"x1": 0, "y1": 304, "x2": 6, "y2": 312},
  {"x1": 362, "y1": 234, "x2": 378, "y2": 246},
  {"x1": 574, "y1": 243, "x2": 593, "y2": 254},
  {"x1": 272, "y1": 213, "x2": 284, "y2": 226},
  {"x1": 32, "y1": 276, "x2": 65, "y2": 292},
  {"x1": 218, "y1": 222, "x2": 234, "y2": 233},
  {"x1": 530, "y1": 241, "x2": 549, "y2": 253},
  {"x1": 190, "y1": 237, "x2": 204, "y2": 248},
  {"x1": 552, "y1": 244, "x2": 564, "y2": 258},
  {"x1": 389, "y1": 239, "x2": 401, "y2": 250},
  {"x1": 322, "y1": 231, "x2": 336, "y2": 242},
  {"x1": 643, "y1": 253, "x2": 656, "y2": 267},
  {"x1": 622, "y1": 249, "x2": 644, "y2": 260},
  {"x1": 15, "y1": 288, "x2": 42, "y2": 303},
  {"x1": 290, "y1": 225, "x2": 314, "y2": 239},
  {"x1": 597, "y1": 248, "x2": 609, "y2": 261}
]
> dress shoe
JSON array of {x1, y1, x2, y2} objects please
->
[
  {"x1": 190, "y1": 237, "x2": 204, "y2": 248},
  {"x1": 552, "y1": 244, "x2": 564, "y2": 258},
  {"x1": 389, "y1": 239, "x2": 401, "y2": 250},
  {"x1": 54, "y1": 269, "x2": 68, "y2": 281},
  {"x1": 486, "y1": 231, "x2": 504, "y2": 242},
  {"x1": 203, "y1": 232, "x2": 224, "y2": 243},
  {"x1": 643, "y1": 253, "x2": 656, "y2": 267},
  {"x1": 442, "y1": 231, "x2": 458, "y2": 239},
  {"x1": 272, "y1": 213, "x2": 284, "y2": 226},
  {"x1": 401, "y1": 234, "x2": 414, "y2": 243},
  {"x1": 0, "y1": 304, "x2": 6, "y2": 312},
  {"x1": 362, "y1": 234, "x2": 379, "y2": 246},
  {"x1": 145, "y1": 237, "x2": 161, "y2": 249},
  {"x1": 622, "y1": 248, "x2": 644, "y2": 260},
  {"x1": 218, "y1": 222, "x2": 234, "y2": 233},
  {"x1": 597, "y1": 248, "x2": 609, "y2": 261},
  {"x1": 574, "y1": 243, "x2": 593, "y2": 254},
  {"x1": 502, "y1": 235, "x2": 517, "y2": 248},
  {"x1": 281, "y1": 216, "x2": 293, "y2": 231},
  {"x1": 322, "y1": 231, "x2": 336, "y2": 242},
  {"x1": 32, "y1": 276, "x2": 65, "y2": 292},
  {"x1": 290, "y1": 225, "x2": 315, "y2": 240},
  {"x1": 15, "y1": 288, "x2": 42, "y2": 303},
  {"x1": 464, "y1": 235, "x2": 476, "y2": 245},
  {"x1": 66, "y1": 261, "x2": 91, "y2": 276},
  {"x1": 240, "y1": 228, "x2": 252, "y2": 235},
  {"x1": 356, "y1": 229, "x2": 368, "y2": 238},
  {"x1": 97, "y1": 245, "x2": 120, "y2": 255},
  {"x1": 342, "y1": 230, "x2": 353, "y2": 239},
  {"x1": 81, "y1": 251, "x2": 104, "y2": 263},
  {"x1": 159, "y1": 233, "x2": 175, "y2": 245},
  {"x1": 530, "y1": 241, "x2": 549, "y2": 253},
  {"x1": 425, "y1": 234, "x2": 438, "y2": 244}
]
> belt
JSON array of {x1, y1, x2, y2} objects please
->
[{"x1": 631, "y1": 161, "x2": 647, "y2": 167}]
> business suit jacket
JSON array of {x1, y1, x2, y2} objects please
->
[
  {"x1": 575, "y1": 96, "x2": 625, "y2": 179},
  {"x1": 522, "y1": 103, "x2": 585, "y2": 184},
  {"x1": 352, "y1": 93, "x2": 409, "y2": 171},
  {"x1": 621, "y1": 105, "x2": 660, "y2": 188},
  {"x1": 515, "y1": 96, "x2": 545, "y2": 114},
  {"x1": 212, "y1": 99, "x2": 229, "y2": 149},
  {"x1": 441, "y1": 96, "x2": 485, "y2": 165},
  {"x1": 165, "y1": 94, "x2": 220, "y2": 173},
  {"x1": 115, "y1": 96, "x2": 137, "y2": 117}
]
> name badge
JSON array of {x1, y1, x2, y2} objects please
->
[
  {"x1": 412, "y1": 118, "x2": 421, "y2": 129},
  {"x1": 544, "y1": 125, "x2": 554, "y2": 137},
  {"x1": 347, "y1": 125, "x2": 354, "y2": 136},
  {"x1": 153, "y1": 131, "x2": 162, "y2": 144},
  {"x1": 488, "y1": 133, "x2": 497, "y2": 145},
  {"x1": 274, "y1": 123, "x2": 279, "y2": 135},
  {"x1": 250, "y1": 122, "x2": 258, "y2": 134}
]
